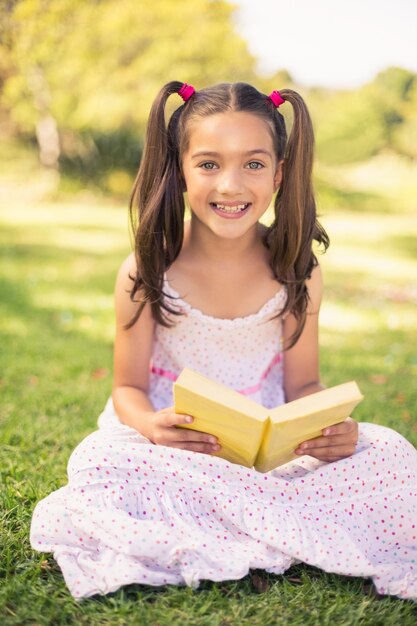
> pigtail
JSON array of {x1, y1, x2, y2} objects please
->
[
  {"x1": 127, "y1": 81, "x2": 186, "y2": 329},
  {"x1": 274, "y1": 89, "x2": 315, "y2": 269},
  {"x1": 266, "y1": 89, "x2": 329, "y2": 346}
]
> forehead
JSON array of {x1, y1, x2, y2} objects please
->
[{"x1": 184, "y1": 111, "x2": 275, "y2": 155}]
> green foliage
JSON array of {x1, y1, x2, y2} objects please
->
[
  {"x1": 59, "y1": 126, "x2": 142, "y2": 193},
  {"x1": 314, "y1": 67, "x2": 417, "y2": 164},
  {"x1": 1, "y1": 0, "x2": 255, "y2": 183},
  {"x1": 314, "y1": 90, "x2": 385, "y2": 164},
  {"x1": 390, "y1": 79, "x2": 417, "y2": 159},
  {"x1": 373, "y1": 66, "x2": 415, "y2": 100},
  {"x1": 2, "y1": 0, "x2": 255, "y2": 133},
  {"x1": 1, "y1": 1, "x2": 417, "y2": 179}
]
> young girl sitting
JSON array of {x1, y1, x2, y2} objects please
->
[{"x1": 31, "y1": 81, "x2": 417, "y2": 600}]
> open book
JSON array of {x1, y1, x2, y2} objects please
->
[{"x1": 174, "y1": 368, "x2": 363, "y2": 472}]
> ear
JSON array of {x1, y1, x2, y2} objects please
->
[{"x1": 273, "y1": 159, "x2": 284, "y2": 192}]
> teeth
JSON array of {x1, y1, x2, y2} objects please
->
[{"x1": 213, "y1": 203, "x2": 248, "y2": 213}]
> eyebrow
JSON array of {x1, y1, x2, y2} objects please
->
[{"x1": 190, "y1": 149, "x2": 273, "y2": 159}]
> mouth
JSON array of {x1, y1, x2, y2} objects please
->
[{"x1": 209, "y1": 202, "x2": 251, "y2": 214}]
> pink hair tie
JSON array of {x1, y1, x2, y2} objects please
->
[
  {"x1": 268, "y1": 90, "x2": 285, "y2": 108},
  {"x1": 178, "y1": 83, "x2": 195, "y2": 102}
]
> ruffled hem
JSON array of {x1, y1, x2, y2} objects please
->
[
  {"x1": 31, "y1": 472, "x2": 417, "y2": 600},
  {"x1": 30, "y1": 422, "x2": 417, "y2": 600}
]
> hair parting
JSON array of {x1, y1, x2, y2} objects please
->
[{"x1": 127, "y1": 81, "x2": 329, "y2": 347}]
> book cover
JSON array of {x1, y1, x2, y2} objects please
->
[{"x1": 174, "y1": 368, "x2": 363, "y2": 472}]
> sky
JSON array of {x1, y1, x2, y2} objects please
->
[{"x1": 233, "y1": 0, "x2": 417, "y2": 88}]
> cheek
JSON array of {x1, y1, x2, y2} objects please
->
[
  {"x1": 184, "y1": 168, "x2": 211, "y2": 190},
  {"x1": 255, "y1": 172, "x2": 279, "y2": 193}
]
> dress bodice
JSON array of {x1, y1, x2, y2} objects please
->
[{"x1": 147, "y1": 275, "x2": 287, "y2": 411}]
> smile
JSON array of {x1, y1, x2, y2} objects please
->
[{"x1": 210, "y1": 202, "x2": 251, "y2": 214}]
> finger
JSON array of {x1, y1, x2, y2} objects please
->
[
  {"x1": 179, "y1": 430, "x2": 219, "y2": 445},
  {"x1": 322, "y1": 418, "x2": 357, "y2": 437},
  {"x1": 154, "y1": 424, "x2": 219, "y2": 449},
  {"x1": 163, "y1": 412, "x2": 194, "y2": 427},
  {"x1": 298, "y1": 433, "x2": 357, "y2": 451},
  {"x1": 169, "y1": 441, "x2": 221, "y2": 455},
  {"x1": 295, "y1": 443, "x2": 356, "y2": 459}
]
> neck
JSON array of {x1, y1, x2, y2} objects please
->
[{"x1": 185, "y1": 216, "x2": 266, "y2": 270}]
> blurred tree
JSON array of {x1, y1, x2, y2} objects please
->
[
  {"x1": 3, "y1": 1, "x2": 416, "y2": 180},
  {"x1": 314, "y1": 67, "x2": 417, "y2": 165},
  {"x1": 392, "y1": 80, "x2": 417, "y2": 160},
  {"x1": 315, "y1": 89, "x2": 386, "y2": 164},
  {"x1": 371, "y1": 67, "x2": 417, "y2": 160},
  {"x1": 372, "y1": 66, "x2": 415, "y2": 100},
  {"x1": 1, "y1": 0, "x2": 255, "y2": 177},
  {"x1": 364, "y1": 67, "x2": 415, "y2": 149},
  {"x1": 0, "y1": 0, "x2": 18, "y2": 136}
]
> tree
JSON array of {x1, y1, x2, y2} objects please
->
[
  {"x1": 392, "y1": 79, "x2": 417, "y2": 160},
  {"x1": 1, "y1": 0, "x2": 255, "y2": 172},
  {"x1": 314, "y1": 67, "x2": 417, "y2": 165}
]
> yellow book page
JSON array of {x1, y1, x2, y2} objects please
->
[
  {"x1": 174, "y1": 368, "x2": 268, "y2": 468},
  {"x1": 255, "y1": 383, "x2": 363, "y2": 472}
]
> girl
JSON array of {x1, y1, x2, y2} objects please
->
[{"x1": 31, "y1": 81, "x2": 417, "y2": 600}]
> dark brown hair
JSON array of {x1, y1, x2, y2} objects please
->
[{"x1": 128, "y1": 80, "x2": 329, "y2": 347}]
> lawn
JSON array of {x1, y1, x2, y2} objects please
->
[{"x1": 1, "y1": 152, "x2": 417, "y2": 625}]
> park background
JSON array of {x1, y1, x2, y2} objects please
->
[{"x1": 1, "y1": 1, "x2": 417, "y2": 624}]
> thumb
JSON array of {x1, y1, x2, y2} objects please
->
[{"x1": 159, "y1": 407, "x2": 194, "y2": 426}]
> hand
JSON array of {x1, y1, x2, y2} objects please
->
[
  {"x1": 295, "y1": 417, "x2": 359, "y2": 462},
  {"x1": 147, "y1": 406, "x2": 221, "y2": 455}
]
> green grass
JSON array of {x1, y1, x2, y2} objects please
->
[{"x1": 1, "y1": 151, "x2": 417, "y2": 624}]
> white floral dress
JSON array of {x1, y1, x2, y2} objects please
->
[{"x1": 30, "y1": 276, "x2": 417, "y2": 599}]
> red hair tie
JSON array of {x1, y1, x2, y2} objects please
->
[
  {"x1": 268, "y1": 90, "x2": 285, "y2": 108},
  {"x1": 178, "y1": 83, "x2": 195, "y2": 102}
]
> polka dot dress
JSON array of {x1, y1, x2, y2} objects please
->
[{"x1": 30, "y1": 276, "x2": 417, "y2": 600}]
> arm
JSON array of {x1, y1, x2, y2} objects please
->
[
  {"x1": 112, "y1": 252, "x2": 157, "y2": 438},
  {"x1": 282, "y1": 264, "x2": 358, "y2": 462},
  {"x1": 112, "y1": 253, "x2": 220, "y2": 454},
  {"x1": 282, "y1": 264, "x2": 324, "y2": 402}
]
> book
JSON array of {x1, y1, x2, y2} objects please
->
[{"x1": 173, "y1": 368, "x2": 363, "y2": 472}]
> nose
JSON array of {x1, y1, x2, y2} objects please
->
[{"x1": 216, "y1": 167, "x2": 244, "y2": 196}]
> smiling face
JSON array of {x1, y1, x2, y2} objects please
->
[{"x1": 181, "y1": 111, "x2": 283, "y2": 240}]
